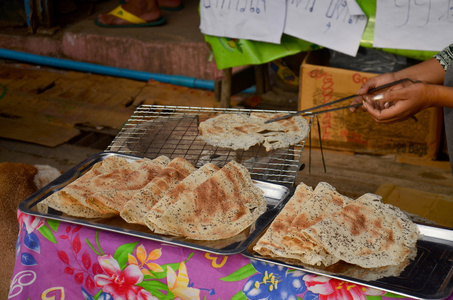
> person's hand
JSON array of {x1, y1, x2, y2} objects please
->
[
  {"x1": 350, "y1": 73, "x2": 399, "y2": 112},
  {"x1": 361, "y1": 82, "x2": 433, "y2": 123}
]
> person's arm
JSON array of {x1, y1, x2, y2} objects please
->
[
  {"x1": 350, "y1": 58, "x2": 446, "y2": 112},
  {"x1": 362, "y1": 83, "x2": 453, "y2": 123},
  {"x1": 389, "y1": 57, "x2": 445, "y2": 85}
]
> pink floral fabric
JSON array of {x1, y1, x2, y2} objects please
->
[{"x1": 8, "y1": 211, "x2": 449, "y2": 300}]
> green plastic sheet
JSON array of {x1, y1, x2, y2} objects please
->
[{"x1": 204, "y1": 34, "x2": 319, "y2": 70}]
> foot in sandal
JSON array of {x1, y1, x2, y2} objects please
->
[{"x1": 94, "y1": 0, "x2": 165, "y2": 27}]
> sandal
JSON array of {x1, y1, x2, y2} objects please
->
[{"x1": 94, "y1": 5, "x2": 166, "y2": 27}]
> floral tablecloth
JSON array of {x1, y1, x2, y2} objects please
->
[{"x1": 9, "y1": 211, "x2": 453, "y2": 300}]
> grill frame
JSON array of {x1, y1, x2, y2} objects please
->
[{"x1": 107, "y1": 105, "x2": 313, "y2": 187}]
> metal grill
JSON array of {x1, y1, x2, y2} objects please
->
[{"x1": 107, "y1": 105, "x2": 313, "y2": 187}]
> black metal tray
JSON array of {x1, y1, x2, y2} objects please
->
[
  {"x1": 242, "y1": 219, "x2": 453, "y2": 299},
  {"x1": 19, "y1": 152, "x2": 291, "y2": 255}
]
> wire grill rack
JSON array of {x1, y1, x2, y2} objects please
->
[{"x1": 107, "y1": 105, "x2": 313, "y2": 187}]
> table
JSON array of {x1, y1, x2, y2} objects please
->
[{"x1": 10, "y1": 211, "x2": 452, "y2": 300}]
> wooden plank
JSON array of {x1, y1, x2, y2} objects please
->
[
  {"x1": 0, "y1": 91, "x2": 134, "y2": 130},
  {"x1": 0, "y1": 65, "x2": 62, "y2": 93},
  {"x1": 296, "y1": 148, "x2": 453, "y2": 199},
  {"x1": 0, "y1": 117, "x2": 80, "y2": 147},
  {"x1": 133, "y1": 79, "x2": 222, "y2": 108},
  {"x1": 0, "y1": 69, "x2": 144, "y2": 146},
  {"x1": 42, "y1": 71, "x2": 146, "y2": 107},
  {"x1": 376, "y1": 183, "x2": 453, "y2": 227}
]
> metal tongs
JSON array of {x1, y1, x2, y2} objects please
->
[{"x1": 265, "y1": 78, "x2": 416, "y2": 123}]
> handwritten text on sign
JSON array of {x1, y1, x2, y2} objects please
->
[
  {"x1": 199, "y1": 0, "x2": 286, "y2": 44},
  {"x1": 200, "y1": 0, "x2": 267, "y2": 13},
  {"x1": 284, "y1": 0, "x2": 368, "y2": 56},
  {"x1": 374, "y1": 0, "x2": 453, "y2": 51}
]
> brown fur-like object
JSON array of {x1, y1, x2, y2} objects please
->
[{"x1": 0, "y1": 162, "x2": 60, "y2": 298}]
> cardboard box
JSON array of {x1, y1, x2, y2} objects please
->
[
  {"x1": 376, "y1": 183, "x2": 453, "y2": 228},
  {"x1": 299, "y1": 50, "x2": 443, "y2": 161}
]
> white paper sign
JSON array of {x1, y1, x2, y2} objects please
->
[
  {"x1": 199, "y1": 0, "x2": 286, "y2": 44},
  {"x1": 346, "y1": 0, "x2": 364, "y2": 15},
  {"x1": 283, "y1": 0, "x2": 368, "y2": 56},
  {"x1": 374, "y1": 0, "x2": 453, "y2": 51}
]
